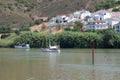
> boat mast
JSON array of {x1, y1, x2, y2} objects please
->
[{"x1": 48, "y1": 26, "x2": 52, "y2": 47}]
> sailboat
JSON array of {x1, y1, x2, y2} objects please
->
[
  {"x1": 42, "y1": 45, "x2": 60, "y2": 52},
  {"x1": 42, "y1": 27, "x2": 60, "y2": 52}
]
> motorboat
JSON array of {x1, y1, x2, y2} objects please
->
[{"x1": 14, "y1": 44, "x2": 30, "y2": 49}]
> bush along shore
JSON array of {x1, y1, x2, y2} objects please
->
[{"x1": 0, "y1": 28, "x2": 120, "y2": 48}]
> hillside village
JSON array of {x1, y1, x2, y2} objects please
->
[{"x1": 31, "y1": 9, "x2": 120, "y2": 33}]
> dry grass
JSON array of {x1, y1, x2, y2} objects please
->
[{"x1": 0, "y1": 0, "x2": 105, "y2": 28}]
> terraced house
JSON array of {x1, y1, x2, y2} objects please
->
[{"x1": 114, "y1": 22, "x2": 120, "y2": 33}]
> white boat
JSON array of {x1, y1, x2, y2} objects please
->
[
  {"x1": 42, "y1": 26, "x2": 60, "y2": 52},
  {"x1": 42, "y1": 45, "x2": 60, "y2": 52},
  {"x1": 14, "y1": 44, "x2": 30, "y2": 49}
]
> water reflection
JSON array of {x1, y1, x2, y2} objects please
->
[{"x1": 41, "y1": 51, "x2": 60, "y2": 80}]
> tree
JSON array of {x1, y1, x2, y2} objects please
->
[
  {"x1": 74, "y1": 21, "x2": 83, "y2": 31},
  {"x1": 0, "y1": 25, "x2": 12, "y2": 33},
  {"x1": 20, "y1": 21, "x2": 32, "y2": 31},
  {"x1": 102, "y1": 29, "x2": 116, "y2": 48}
]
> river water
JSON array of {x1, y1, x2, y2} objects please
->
[{"x1": 0, "y1": 48, "x2": 120, "y2": 80}]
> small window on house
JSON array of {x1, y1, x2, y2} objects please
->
[
  {"x1": 113, "y1": 26, "x2": 115, "y2": 29},
  {"x1": 117, "y1": 26, "x2": 119, "y2": 29}
]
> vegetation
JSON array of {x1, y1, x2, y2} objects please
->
[
  {"x1": 64, "y1": 21, "x2": 83, "y2": 32},
  {"x1": 0, "y1": 25, "x2": 12, "y2": 33},
  {"x1": 34, "y1": 19, "x2": 41, "y2": 25},
  {"x1": 1, "y1": 28, "x2": 120, "y2": 48},
  {"x1": 15, "y1": 0, "x2": 35, "y2": 11},
  {"x1": 10, "y1": 29, "x2": 120, "y2": 48},
  {"x1": 14, "y1": 31, "x2": 47, "y2": 48},
  {"x1": 96, "y1": 0, "x2": 120, "y2": 11},
  {"x1": 1, "y1": 33, "x2": 11, "y2": 39},
  {"x1": 112, "y1": 7, "x2": 120, "y2": 12},
  {"x1": 0, "y1": 0, "x2": 105, "y2": 28},
  {"x1": 74, "y1": 21, "x2": 83, "y2": 31},
  {"x1": 0, "y1": 35, "x2": 15, "y2": 47},
  {"x1": 20, "y1": 21, "x2": 33, "y2": 31}
]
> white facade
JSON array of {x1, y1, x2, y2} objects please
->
[
  {"x1": 91, "y1": 10, "x2": 111, "y2": 20},
  {"x1": 49, "y1": 15, "x2": 69, "y2": 26},
  {"x1": 86, "y1": 20, "x2": 108, "y2": 30},
  {"x1": 72, "y1": 10, "x2": 91, "y2": 19},
  {"x1": 114, "y1": 22, "x2": 120, "y2": 33},
  {"x1": 105, "y1": 18, "x2": 120, "y2": 28},
  {"x1": 111, "y1": 12, "x2": 120, "y2": 18}
]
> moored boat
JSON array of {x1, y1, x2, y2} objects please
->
[
  {"x1": 42, "y1": 45, "x2": 60, "y2": 52},
  {"x1": 14, "y1": 44, "x2": 30, "y2": 49},
  {"x1": 42, "y1": 26, "x2": 60, "y2": 52}
]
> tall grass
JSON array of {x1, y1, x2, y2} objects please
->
[{"x1": 0, "y1": 35, "x2": 15, "y2": 48}]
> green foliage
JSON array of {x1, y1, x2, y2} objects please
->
[
  {"x1": 75, "y1": 21, "x2": 83, "y2": 27},
  {"x1": 0, "y1": 40, "x2": 13, "y2": 48},
  {"x1": 14, "y1": 32, "x2": 47, "y2": 48},
  {"x1": 1, "y1": 33, "x2": 11, "y2": 39},
  {"x1": 64, "y1": 21, "x2": 83, "y2": 32},
  {"x1": 116, "y1": 0, "x2": 120, "y2": 4},
  {"x1": 64, "y1": 27, "x2": 71, "y2": 31},
  {"x1": 114, "y1": 34, "x2": 120, "y2": 48},
  {"x1": 95, "y1": 0, "x2": 118, "y2": 10},
  {"x1": 56, "y1": 32, "x2": 76, "y2": 48},
  {"x1": 20, "y1": 21, "x2": 33, "y2": 31},
  {"x1": 112, "y1": 7, "x2": 120, "y2": 12},
  {"x1": 0, "y1": 2, "x2": 3, "y2": 5},
  {"x1": 102, "y1": 29, "x2": 116, "y2": 48},
  {"x1": 15, "y1": 0, "x2": 35, "y2": 11},
  {"x1": 0, "y1": 35, "x2": 15, "y2": 48},
  {"x1": 14, "y1": 30, "x2": 20, "y2": 35},
  {"x1": 10, "y1": 29, "x2": 120, "y2": 48},
  {"x1": 56, "y1": 31, "x2": 103, "y2": 48},
  {"x1": 74, "y1": 21, "x2": 83, "y2": 31},
  {"x1": 34, "y1": 19, "x2": 41, "y2": 25},
  {"x1": 0, "y1": 25, "x2": 12, "y2": 33}
]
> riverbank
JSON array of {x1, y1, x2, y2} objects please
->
[{"x1": 1, "y1": 29, "x2": 120, "y2": 48}]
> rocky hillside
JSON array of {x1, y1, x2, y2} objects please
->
[{"x1": 0, "y1": 0, "x2": 106, "y2": 28}]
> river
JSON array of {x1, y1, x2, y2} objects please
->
[{"x1": 0, "y1": 48, "x2": 120, "y2": 80}]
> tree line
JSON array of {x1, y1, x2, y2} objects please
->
[{"x1": 13, "y1": 29, "x2": 120, "y2": 48}]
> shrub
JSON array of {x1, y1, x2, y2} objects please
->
[
  {"x1": 0, "y1": 25, "x2": 12, "y2": 33},
  {"x1": 1, "y1": 33, "x2": 11, "y2": 39}
]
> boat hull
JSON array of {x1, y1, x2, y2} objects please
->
[
  {"x1": 42, "y1": 48, "x2": 60, "y2": 52},
  {"x1": 14, "y1": 44, "x2": 30, "y2": 49},
  {"x1": 14, "y1": 46, "x2": 30, "y2": 49}
]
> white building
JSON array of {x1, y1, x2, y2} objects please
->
[
  {"x1": 105, "y1": 18, "x2": 120, "y2": 28},
  {"x1": 72, "y1": 10, "x2": 91, "y2": 19},
  {"x1": 114, "y1": 22, "x2": 120, "y2": 33},
  {"x1": 111, "y1": 12, "x2": 120, "y2": 18},
  {"x1": 91, "y1": 10, "x2": 112, "y2": 20},
  {"x1": 86, "y1": 20, "x2": 108, "y2": 30},
  {"x1": 49, "y1": 15, "x2": 69, "y2": 26}
]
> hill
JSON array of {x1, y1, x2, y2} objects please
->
[{"x1": 0, "y1": 0, "x2": 106, "y2": 28}]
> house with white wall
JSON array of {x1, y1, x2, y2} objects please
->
[
  {"x1": 49, "y1": 15, "x2": 69, "y2": 26},
  {"x1": 111, "y1": 12, "x2": 120, "y2": 18},
  {"x1": 72, "y1": 10, "x2": 91, "y2": 19},
  {"x1": 86, "y1": 20, "x2": 108, "y2": 30},
  {"x1": 113, "y1": 22, "x2": 120, "y2": 33},
  {"x1": 91, "y1": 10, "x2": 112, "y2": 20},
  {"x1": 105, "y1": 18, "x2": 120, "y2": 28}
]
